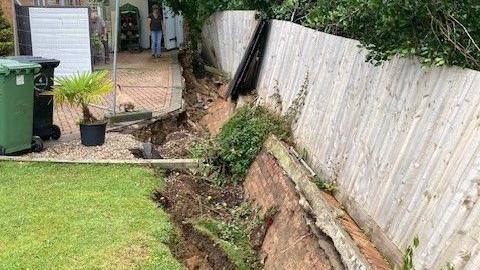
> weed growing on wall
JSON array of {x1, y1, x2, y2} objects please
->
[
  {"x1": 191, "y1": 105, "x2": 291, "y2": 185},
  {"x1": 398, "y1": 236, "x2": 419, "y2": 270},
  {"x1": 314, "y1": 177, "x2": 337, "y2": 193},
  {"x1": 285, "y1": 72, "x2": 309, "y2": 125},
  {"x1": 443, "y1": 263, "x2": 455, "y2": 270}
]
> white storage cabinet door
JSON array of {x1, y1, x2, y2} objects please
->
[{"x1": 29, "y1": 7, "x2": 92, "y2": 77}]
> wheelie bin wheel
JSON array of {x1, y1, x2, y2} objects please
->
[
  {"x1": 31, "y1": 136, "x2": 44, "y2": 153},
  {"x1": 0, "y1": 145, "x2": 5, "y2": 156},
  {"x1": 51, "y1": 125, "x2": 61, "y2": 140}
]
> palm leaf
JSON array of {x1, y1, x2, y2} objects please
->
[{"x1": 52, "y1": 71, "x2": 113, "y2": 123}]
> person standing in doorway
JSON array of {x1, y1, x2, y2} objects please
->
[{"x1": 147, "y1": 5, "x2": 164, "y2": 58}]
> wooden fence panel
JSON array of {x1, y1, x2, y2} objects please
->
[
  {"x1": 201, "y1": 11, "x2": 259, "y2": 77},
  {"x1": 202, "y1": 11, "x2": 480, "y2": 270}
]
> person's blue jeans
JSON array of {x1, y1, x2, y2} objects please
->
[{"x1": 151, "y1": 31, "x2": 162, "y2": 56}]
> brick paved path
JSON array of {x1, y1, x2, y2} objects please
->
[{"x1": 53, "y1": 51, "x2": 179, "y2": 135}]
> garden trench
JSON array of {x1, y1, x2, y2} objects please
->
[
  {"x1": 113, "y1": 49, "x2": 265, "y2": 270},
  {"x1": 124, "y1": 105, "x2": 346, "y2": 270},
  {"x1": 114, "y1": 48, "x2": 391, "y2": 270}
]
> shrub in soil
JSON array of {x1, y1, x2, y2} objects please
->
[
  {"x1": 155, "y1": 172, "x2": 268, "y2": 269},
  {"x1": 193, "y1": 218, "x2": 258, "y2": 270},
  {"x1": 191, "y1": 105, "x2": 291, "y2": 185}
]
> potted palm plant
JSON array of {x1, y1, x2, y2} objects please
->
[{"x1": 52, "y1": 71, "x2": 112, "y2": 146}]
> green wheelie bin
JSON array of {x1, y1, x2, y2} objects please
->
[{"x1": 0, "y1": 59, "x2": 42, "y2": 155}]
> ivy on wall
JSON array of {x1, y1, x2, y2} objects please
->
[{"x1": 165, "y1": 0, "x2": 480, "y2": 70}]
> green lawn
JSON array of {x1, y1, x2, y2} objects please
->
[{"x1": 0, "y1": 162, "x2": 183, "y2": 270}]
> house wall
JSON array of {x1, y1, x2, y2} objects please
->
[{"x1": 202, "y1": 11, "x2": 480, "y2": 270}]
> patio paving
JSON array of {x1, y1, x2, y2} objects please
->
[{"x1": 53, "y1": 50, "x2": 183, "y2": 136}]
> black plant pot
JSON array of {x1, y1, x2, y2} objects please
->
[{"x1": 79, "y1": 121, "x2": 107, "y2": 146}]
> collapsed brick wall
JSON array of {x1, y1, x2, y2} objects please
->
[
  {"x1": 321, "y1": 193, "x2": 391, "y2": 270},
  {"x1": 200, "y1": 99, "x2": 235, "y2": 136},
  {"x1": 244, "y1": 151, "x2": 335, "y2": 270}
]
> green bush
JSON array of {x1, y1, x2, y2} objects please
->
[
  {"x1": 217, "y1": 106, "x2": 290, "y2": 179},
  {"x1": 165, "y1": 0, "x2": 480, "y2": 70},
  {"x1": 0, "y1": 5, "x2": 13, "y2": 56},
  {"x1": 299, "y1": 0, "x2": 480, "y2": 70},
  {"x1": 192, "y1": 105, "x2": 291, "y2": 185},
  {"x1": 399, "y1": 236, "x2": 419, "y2": 270}
]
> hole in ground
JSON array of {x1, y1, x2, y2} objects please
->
[{"x1": 152, "y1": 172, "x2": 249, "y2": 270}]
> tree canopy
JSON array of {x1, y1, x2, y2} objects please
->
[{"x1": 165, "y1": 0, "x2": 480, "y2": 70}]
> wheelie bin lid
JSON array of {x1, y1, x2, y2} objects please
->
[
  {"x1": 0, "y1": 59, "x2": 41, "y2": 76},
  {"x1": 8, "y1": 56, "x2": 60, "y2": 69}
]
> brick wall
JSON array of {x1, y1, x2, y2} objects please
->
[
  {"x1": 0, "y1": 0, "x2": 12, "y2": 24},
  {"x1": 200, "y1": 99, "x2": 235, "y2": 136},
  {"x1": 244, "y1": 151, "x2": 334, "y2": 270}
]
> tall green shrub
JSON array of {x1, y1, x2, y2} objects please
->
[
  {"x1": 191, "y1": 106, "x2": 291, "y2": 185},
  {"x1": 215, "y1": 106, "x2": 290, "y2": 180},
  {"x1": 164, "y1": 0, "x2": 480, "y2": 70},
  {"x1": 300, "y1": 0, "x2": 480, "y2": 69},
  {"x1": 0, "y1": 5, "x2": 13, "y2": 56},
  {"x1": 272, "y1": 0, "x2": 480, "y2": 70}
]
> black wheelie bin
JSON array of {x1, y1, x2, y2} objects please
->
[{"x1": 10, "y1": 56, "x2": 61, "y2": 140}]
